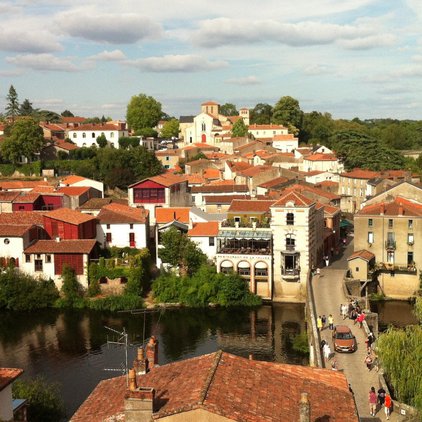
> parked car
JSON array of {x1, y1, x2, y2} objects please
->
[{"x1": 332, "y1": 325, "x2": 357, "y2": 353}]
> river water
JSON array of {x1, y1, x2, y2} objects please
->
[{"x1": 0, "y1": 303, "x2": 307, "y2": 419}]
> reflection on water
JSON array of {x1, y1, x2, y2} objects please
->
[
  {"x1": 371, "y1": 300, "x2": 418, "y2": 330},
  {"x1": 0, "y1": 303, "x2": 306, "y2": 418}
]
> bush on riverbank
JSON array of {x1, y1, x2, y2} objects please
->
[
  {"x1": 152, "y1": 265, "x2": 262, "y2": 307},
  {"x1": 0, "y1": 269, "x2": 59, "y2": 311}
]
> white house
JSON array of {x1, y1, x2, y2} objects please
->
[
  {"x1": 60, "y1": 175, "x2": 105, "y2": 198},
  {"x1": 67, "y1": 122, "x2": 129, "y2": 149},
  {"x1": 187, "y1": 222, "x2": 219, "y2": 261},
  {"x1": 248, "y1": 124, "x2": 288, "y2": 140},
  {"x1": 272, "y1": 134, "x2": 299, "y2": 152},
  {"x1": 0, "y1": 368, "x2": 26, "y2": 422},
  {"x1": 96, "y1": 203, "x2": 149, "y2": 249},
  {"x1": 302, "y1": 153, "x2": 344, "y2": 173},
  {"x1": 304, "y1": 171, "x2": 339, "y2": 184}
]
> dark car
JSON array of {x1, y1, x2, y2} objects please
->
[{"x1": 332, "y1": 325, "x2": 357, "y2": 353}]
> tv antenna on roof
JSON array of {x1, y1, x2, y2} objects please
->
[{"x1": 104, "y1": 325, "x2": 130, "y2": 386}]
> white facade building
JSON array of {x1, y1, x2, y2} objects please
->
[
  {"x1": 187, "y1": 222, "x2": 219, "y2": 261},
  {"x1": 67, "y1": 122, "x2": 129, "y2": 148}
]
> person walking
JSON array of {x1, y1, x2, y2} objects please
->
[
  {"x1": 384, "y1": 393, "x2": 392, "y2": 420},
  {"x1": 323, "y1": 343, "x2": 332, "y2": 361},
  {"x1": 368, "y1": 387, "x2": 377, "y2": 417},
  {"x1": 364, "y1": 351, "x2": 373, "y2": 371},
  {"x1": 317, "y1": 316, "x2": 323, "y2": 331},
  {"x1": 328, "y1": 314, "x2": 334, "y2": 330},
  {"x1": 321, "y1": 314, "x2": 327, "y2": 330},
  {"x1": 341, "y1": 303, "x2": 348, "y2": 320},
  {"x1": 377, "y1": 387, "x2": 386, "y2": 408},
  {"x1": 324, "y1": 255, "x2": 329, "y2": 267}
]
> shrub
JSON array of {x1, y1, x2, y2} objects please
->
[
  {"x1": 60, "y1": 265, "x2": 83, "y2": 306},
  {"x1": 12, "y1": 377, "x2": 65, "y2": 422},
  {"x1": 86, "y1": 294, "x2": 143, "y2": 311},
  {"x1": 292, "y1": 332, "x2": 310, "y2": 355}
]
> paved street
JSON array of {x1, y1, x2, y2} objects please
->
[{"x1": 312, "y1": 237, "x2": 403, "y2": 421}]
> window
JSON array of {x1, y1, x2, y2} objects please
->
[
  {"x1": 234, "y1": 216, "x2": 241, "y2": 223},
  {"x1": 129, "y1": 233, "x2": 135, "y2": 244},
  {"x1": 45, "y1": 254, "x2": 52, "y2": 263},
  {"x1": 106, "y1": 224, "x2": 110, "y2": 229},
  {"x1": 368, "y1": 219, "x2": 373, "y2": 227},
  {"x1": 129, "y1": 224, "x2": 134, "y2": 229},
  {"x1": 286, "y1": 235, "x2": 295, "y2": 250},
  {"x1": 201, "y1": 123, "x2": 206, "y2": 131},
  {"x1": 4, "y1": 238, "x2": 10, "y2": 244},
  {"x1": 19, "y1": 206, "x2": 24, "y2": 210},
  {"x1": 408, "y1": 220, "x2": 413, "y2": 229},
  {"x1": 34, "y1": 259, "x2": 43, "y2": 272},
  {"x1": 286, "y1": 212, "x2": 294, "y2": 225},
  {"x1": 408, "y1": 233, "x2": 414, "y2": 245},
  {"x1": 25, "y1": 254, "x2": 31, "y2": 263},
  {"x1": 82, "y1": 132, "x2": 86, "y2": 138},
  {"x1": 110, "y1": 132, "x2": 114, "y2": 138},
  {"x1": 92, "y1": 132, "x2": 95, "y2": 138},
  {"x1": 368, "y1": 232, "x2": 374, "y2": 244},
  {"x1": 388, "y1": 219, "x2": 393, "y2": 229},
  {"x1": 166, "y1": 156, "x2": 169, "y2": 161},
  {"x1": 387, "y1": 251, "x2": 394, "y2": 264},
  {"x1": 73, "y1": 133, "x2": 77, "y2": 138},
  {"x1": 408, "y1": 252, "x2": 414, "y2": 265},
  {"x1": 209, "y1": 237, "x2": 215, "y2": 246},
  {"x1": 106, "y1": 233, "x2": 112, "y2": 243}
]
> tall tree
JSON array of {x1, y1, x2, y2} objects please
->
[
  {"x1": 61, "y1": 109, "x2": 74, "y2": 117},
  {"x1": 161, "y1": 118, "x2": 179, "y2": 139},
  {"x1": 219, "y1": 103, "x2": 238, "y2": 116},
  {"x1": 1, "y1": 118, "x2": 45, "y2": 164},
  {"x1": 231, "y1": 118, "x2": 249, "y2": 137},
  {"x1": 96, "y1": 133, "x2": 108, "y2": 148},
  {"x1": 19, "y1": 99, "x2": 34, "y2": 116},
  {"x1": 250, "y1": 103, "x2": 272, "y2": 124},
  {"x1": 126, "y1": 93, "x2": 162, "y2": 132},
  {"x1": 5, "y1": 85, "x2": 19, "y2": 121},
  {"x1": 272, "y1": 96, "x2": 303, "y2": 133}
]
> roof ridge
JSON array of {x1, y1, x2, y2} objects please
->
[{"x1": 199, "y1": 350, "x2": 223, "y2": 404}]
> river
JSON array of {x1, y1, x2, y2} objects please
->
[{"x1": 0, "y1": 303, "x2": 307, "y2": 419}]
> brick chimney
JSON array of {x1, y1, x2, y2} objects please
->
[
  {"x1": 133, "y1": 347, "x2": 148, "y2": 375},
  {"x1": 124, "y1": 369, "x2": 155, "y2": 422},
  {"x1": 299, "y1": 392, "x2": 310, "y2": 422},
  {"x1": 398, "y1": 203, "x2": 404, "y2": 216},
  {"x1": 146, "y1": 336, "x2": 158, "y2": 369},
  {"x1": 380, "y1": 203, "x2": 385, "y2": 215}
]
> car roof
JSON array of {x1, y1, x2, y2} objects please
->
[{"x1": 335, "y1": 325, "x2": 352, "y2": 333}]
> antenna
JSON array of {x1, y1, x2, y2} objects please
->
[{"x1": 104, "y1": 325, "x2": 129, "y2": 386}]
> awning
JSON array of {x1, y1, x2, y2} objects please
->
[
  {"x1": 218, "y1": 230, "x2": 271, "y2": 240},
  {"x1": 220, "y1": 260, "x2": 233, "y2": 268},
  {"x1": 238, "y1": 261, "x2": 251, "y2": 268},
  {"x1": 255, "y1": 262, "x2": 268, "y2": 269},
  {"x1": 340, "y1": 220, "x2": 353, "y2": 229}
]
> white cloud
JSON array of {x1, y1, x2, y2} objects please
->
[
  {"x1": 0, "y1": 28, "x2": 62, "y2": 53},
  {"x1": 56, "y1": 11, "x2": 162, "y2": 44},
  {"x1": 225, "y1": 76, "x2": 260, "y2": 85},
  {"x1": 339, "y1": 34, "x2": 396, "y2": 50},
  {"x1": 302, "y1": 65, "x2": 331, "y2": 75},
  {"x1": 6, "y1": 54, "x2": 79, "y2": 72},
  {"x1": 88, "y1": 49, "x2": 127, "y2": 61},
  {"x1": 125, "y1": 55, "x2": 228, "y2": 72}
]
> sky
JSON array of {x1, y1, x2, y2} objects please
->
[{"x1": 1, "y1": 0, "x2": 422, "y2": 121}]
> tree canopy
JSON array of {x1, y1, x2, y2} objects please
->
[
  {"x1": 96, "y1": 133, "x2": 108, "y2": 148},
  {"x1": 161, "y1": 118, "x2": 180, "y2": 139},
  {"x1": 250, "y1": 103, "x2": 272, "y2": 125},
  {"x1": 19, "y1": 99, "x2": 34, "y2": 116},
  {"x1": 272, "y1": 96, "x2": 303, "y2": 134},
  {"x1": 219, "y1": 103, "x2": 238, "y2": 116},
  {"x1": 5, "y1": 85, "x2": 19, "y2": 121},
  {"x1": 61, "y1": 109, "x2": 74, "y2": 117},
  {"x1": 231, "y1": 118, "x2": 249, "y2": 137},
  {"x1": 1, "y1": 118, "x2": 45, "y2": 164},
  {"x1": 126, "y1": 93, "x2": 162, "y2": 133}
]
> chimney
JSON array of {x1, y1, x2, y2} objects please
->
[
  {"x1": 398, "y1": 203, "x2": 404, "y2": 216},
  {"x1": 146, "y1": 336, "x2": 158, "y2": 369},
  {"x1": 380, "y1": 204, "x2": 385, "y2": 215},
  {"x1": 133, "y1": 347, "x2": 148, "y2": 375},
  {"x1": 124, "y1": 378, "x2": 155, "y2": 422},
  {"x1": 249, "y1": 354, "x2": 254, "y2": 360},
  {"x1": 299, "y1": 392, "x2": 310, "y2": 422}
]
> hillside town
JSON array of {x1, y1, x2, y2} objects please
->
[{"x1": 1, "y1": 98, "x2": 421, "y2": 422}]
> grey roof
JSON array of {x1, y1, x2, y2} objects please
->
[
  {"x1": 179, "y1": 116, "x2": 194, "y2": 123},
  {"x1": 190, "y1": 207, "x2": 227, "y2": 222}
]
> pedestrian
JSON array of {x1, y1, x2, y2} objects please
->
[
  {"x1": 351, "y1": 310, "x2": 358, "y2": 324},
  {"x1": 324, "y1": 255, "x2": 329, "y2": 267},
  {"x1": 341, "y1": 303, "x2": 349, "y2": 320},
  {"x1": 331, "y1": 359, "x2": 337, "y2": 370},
  {"x1": 323, "y1": 343, "x2": 332, "y2": 361},
  {"x1": 321, "y1": 314, "x2": 327, "y2": 330},
  {"x1": 373, "y1": 354, "x2": 379, "y2": 372},
  {"x1": 357, "y1": 312, "x2": 366, "y2": 328},
  {"x1": 366, "y1": 333, "x2": 374, "y2": 351},
  {"x1": 377, "y1": 387, "x2": 386, "y2": 407},
  {"x1": 384, "y1": 393, "x2": 392, "y2": 420},
  {"x1": 316, "y1": 267, "x2": 320, "y2": 275},
  {"x1": 339, "y1": 303, "x2": 343, "y2": 317},
  {"x1": 368, "y1": 387, "x2": 377, "y2": 417},
  {"x1": 364, "y1": 351, "x2": 373, "y2": 371},
  {"x1": 328, "y1": 314, "x2": 334, "y2": 330},
  {"x1": 317, "y1": 316, "x2": 323, "y2": 331}
]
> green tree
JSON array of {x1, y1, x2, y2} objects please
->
[
  {"x1": 231, "y1": 118, "x2": 249, "y2": 137},
  {"x1": 5, "y1": 85, "x2": 19, "y2": 121},
  {"x1": 219, "y1": 103, "x2": 238, "y2": 116},
  {"x1": 300, "y1": 111, "x2": 334, "y2": 144},
  {"x1": 1, "y1": 118, "x2": 45, "y2": 164},
  {"x1": 96, "y1": 133, "x2": 108, "y2": 148},
  {"x1": 250, "y1": 103, "x2": 272, "y2": 124},
  {"x1": 60, "y1": 265, "x2": 83, "y2": 305},
  {"x1": 272, "y1": 96, "x2": 303, "y2": 133},
  {"x1": 19, "y1": 98, "x2": 34, "y2": 116},
  {"x1": 118, "y1": 136, "x2": 140, "y2": 149},
  {"x1": 12, "y1": 377, "x2": 65, "y2": 422},
  {"x1": 161, "y1": 118, "x2": 179, "y2": 139},
  {"x1": 61, "y1": 109, "x2": 74, "y2": 117},
  {"x1": 126, "y1": 93, "x2": 162, "y2": 132},
  {"x1": 158, "y1": 227, "x2": 207, "y2": 276},
  {"x1": 136, "y1": 127, "x2": 158, "y2": 138}
]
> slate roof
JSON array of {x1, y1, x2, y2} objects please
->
[
  {"x1": 25, "y1": 239, "x2": 97, "y2": 254},
  {"x1": 70, "y1": 351, "x2": 358, "y2": 422}
]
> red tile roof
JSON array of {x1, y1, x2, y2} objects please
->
[
  {"x1": 191, "y1": 184, "x2": 248, "y2": 194},
  {"x1": 283, "y1": 184, "x2": 340, "y2": 201},
  {"x1": 304, "y1": 153, "x2": 337, "y2": 161},
  {"x1": 70, "y1": 123, "x2": 122, "y2": 131},
  {"x1": 348, "y1": 250, "x2": 375, "y2": 262},
  {"x1": 61, "y1": 175, "x2": 86, "y2": 185},
  {"x1": 25, "y1": 239, "x2": 97, "y2": 254},
  {"x1": 55, "y1": 139, "x2": 79, "y2": 151},
  {"x1": 0, "y1": 211, "x2": 45, "y2": 226},
  {"x1": 227, "y1": 161, "x2": 252, "y2": 172},
  {"x1": 204, "y1": 194, "x2": 251, "y2": 204},
  {"x1": 45, "y1": 208, "x2": 97, "y2": 224},
  {"x1": 188, "y1": 222, "x2": 219, "y2": 237},
  {"x1": 12, "y1": 192, "x2": 41, "y2": 204},
  {"x1": 155, "y1": 207, "x2": 190, "y2": 224},
  {"x1": 237, "y1": 165, "x2": 273, "y2": 177},
  {"x1": 358, "y1": 197, "x2": 422, "y2": 217},
  {"x1": 97, "y1": 203, "x2": 148, "y2": 224},
  {"x1": 130, "y1": 173, "x2": 187, "y2": 188},
  {"x1": 201, "y1": 101, "x2": 219, "y2": 105},
  {"x1": 0, "y1": 368, "x2": 23, "y2": 391},
  {"x1": 272, "y1": 191, "x2": 315, "y2": 207},
  {"x1": 0, "y1": 180, "x2": 51, "y2": 190},
  {"x1": 248, "y1": 124, "x2": 287, "y2": 130},
  {"x1": 228, "y1": 199, "x2": 276, "y2": 213},
  {"x1": 0, "y1": 224, "x2": 34, "y2": 237},
  {"x1": 71, "y1": 351, "x2": 357, "y2": 422},
  {"x1": 203, "y1": 168, "x2": 221, "y2": 180},
  {"x1": 258, "y1": 177, "x2": 289, "y2": 189},
  {"x1": 0, "y1": 191, "x2": 20, "y2": 202},
  {"x1": 186, "y1": 174, "x2": 206, "y2": 185},
  {"x1": 341, "y1": 168, "x2": 379, "y2": 179},
  {"x1": 57, "y1": 186, "x2": 91, "y2": 196},
  {"x1": 272, "y1": 134, "x2": 297, "y2": 141}
]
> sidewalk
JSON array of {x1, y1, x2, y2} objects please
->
[{"x1": 311, "y1": 240, "x2": 403, "y2": 421}]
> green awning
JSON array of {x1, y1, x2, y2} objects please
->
[{"x1": 340, "y1": 220, "x2": 353, "y2": 228}]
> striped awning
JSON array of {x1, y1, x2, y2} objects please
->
[{"x1": 218, "y1": 230, "x2": 271, "y2": 240}]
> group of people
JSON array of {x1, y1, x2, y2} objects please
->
[
  {"x1": 368, "y1": 386, "x2": 392, "y2": 419},
  {"x1": 339, "y1": 299, "x2": 366, "y2": 327},
  {"x1": 317, "y1": 314, "x2": 334, "y2": 331},
  {"x1": 364, "y1": 349, "x2": 379, "y2": 372}
]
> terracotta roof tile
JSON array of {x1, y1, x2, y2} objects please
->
[
  {"x1": 248, "y1": 124, "x2": 287, "y2": 130},
  {"x1": 186, "y1": 174, "x2": 206, "y2": 185},
  {"x1": 0, "y1": 211, "x2": 45, "y2": 226},
  {"x1": 155, "y1": 207, "x2": 190, "y2": 224},
  {"x1": 70, "y1": 351, "x2": 358, "y2": 422},
  {"x1": 58, "y1": 186, "x2": 91, "y2": 196},
  {"x1": 12, "y1": 192, "x2": 41, "y2": 203},
  {"x1": 341, "y1": 168, "x2": 379, "y2": 179},
  {"x1": 45, "y1": 208, "x2": 97, "y2": 225},
  {"x1": 228, "y1": 199, "x2": 276, "y2": 213},
  {"x1": 205, "y1": 195, "x2": 251, "y2": 204},
  {"x1": 61, "y1": 175, "x2": 86, "y2": 185},
  {"x1": 191, "y1": 184, "x2": 248, "y2": 194},
  {"x1": 130, "y1": 173, "x2": 187, "y2": 188},
  {"x1": 237, "y1": 165, "x2": 273, "y2": 177},
  {"x1": 55, "y1": 139, "x2": 79, "y2": 151},
  {"x1": 97, "y1": 203, "x2": 148, "y2": 224},
  {"x1": 257, "y1": 177, "x2": 289, "y2": 189},
  {"x1": 358, "y1": 197, "x2": 422, "y2": 217},
  {"x1": 203, "y1": 168, "x2": 221, "y2": 179},
  {"x1": 348, "y1": 250, "x2": 375, "y2": 261},
  {"x1": 70, "y1": 123, "x2": 122, "y2": 131},
  {"x1": 0, "y1": 368, "x2": 23, "y2": 391},
  {"x1": 0, "y1": 191, "x2": 20, "y2": 202},
  {"x1": 78, "y1": 198, "x2": 113, "y2": 209},
  {"x1": 25, "y1": 239, "x2": 97, "y2": 254},
  {"x1": 0, "y1": 224, "x2": 34, "y2": 237},
  {"x1": 272, "y1": 191, "x2": 314, "y2": 207},
  {"x1": 188, "y1": 222, "x2": 219, "y2": 237},
  {"x1": 283, "y1": 184, "x2": 340, "y2": 201},
  {"x1": 304, "y1": 153, "x2": 337, "y2": 161},
  {"x1": 0, "y1": 180, "x2": 51, "y2": 190}
]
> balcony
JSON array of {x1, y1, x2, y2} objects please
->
[
  {"x1": 374, "y1": 262, "x2": 417, "y2": 274},
  {"x1": 281, "y1": 267, "x2": 300, "y2": 281},
  {"x1": 218, "y1": 247, "x2": 271, "y2": 255},
  {"x1": 285, "y1": 244, "x2": 295, "y2": 251},
  {"x1": 221, "y1": 218, "x2": 270, "y2": 228},
  {"x1": 385, "y1": 240, "x2": 396, "y2": 250}
]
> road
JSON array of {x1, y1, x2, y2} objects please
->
[{"x1": 312, "y1": 237, "x2": 403, "y2": 421}]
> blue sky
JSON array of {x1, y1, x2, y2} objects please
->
[{"x1": 1, "y1": 0, "x2": 422, "y2": 120}]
